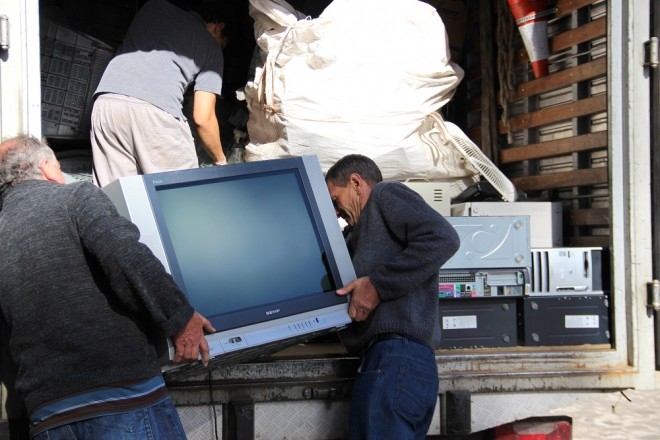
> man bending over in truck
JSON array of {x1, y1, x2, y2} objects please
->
[
  {"x1": 326, "y1": 154, "x2": 460, "y2": 440},
  {"x1": 0, "y1": 134, "x2": 214, "y2": 439},
  {"x1": 91, "y1": 0, "x2": 228, "y2": 187}
]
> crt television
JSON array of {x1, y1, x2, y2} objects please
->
[{"x1": 102, "y1": 155, "x2": 354, "y2": 377}]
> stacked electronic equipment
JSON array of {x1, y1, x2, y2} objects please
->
[
  {"x1": 437, "y1": 209, "x2": 531, "y2": 349},
  {"x1": 521, "y1": 245, "x2": 609, "y2": 346},
  {"x1": 414, "y1": 189, "x2": 610, "y2": 349}
]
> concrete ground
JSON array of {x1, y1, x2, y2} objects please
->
[{"x1": 547, "y1": 372, "x2": 660, "y2": 440}]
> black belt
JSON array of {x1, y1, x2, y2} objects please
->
[
  {"x1": 363, "y1": 332, "x2": 406, "y2": 355},
  {"x1": 376, "y1": 332, "x2": 406, "y2": 342}
]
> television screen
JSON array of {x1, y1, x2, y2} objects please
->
[
  {"x1": 151, "y1": 167, "x2": 341, "y2": 331},
  {"x1": 103, "y1": 156, "x2": 354, "y2": 375}
]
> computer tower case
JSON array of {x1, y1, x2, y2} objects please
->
[
  {"x1": 519, "y1": 295, "x2": 611, "y2": 346},
  {"x1": 439, "y1": 298, "x2": 519, "y2": 349}
]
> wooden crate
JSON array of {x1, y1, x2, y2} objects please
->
[{"x1": 454, "y1": 0, "x2": 609, "y2": 248}]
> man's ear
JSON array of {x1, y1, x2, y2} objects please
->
[
  {"x1": 41, "y1": 159, "x2": 65, "y2": 184},
  {"x1": 205, "y1": 22, "x2": 227, "y2": 48},
  {"x1": 350, "y1": 173, "x2": 373, "y2": 201},
  {"x1": 349, "y1": 173, "x2": 361, "y2": 190},
  {"x1": 206, "y1": 22, "x2": 225, "y2": 37}
]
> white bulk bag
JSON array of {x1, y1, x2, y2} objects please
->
[{"x1": 244, "y1": 0, "x2": 479, "y2": 192}]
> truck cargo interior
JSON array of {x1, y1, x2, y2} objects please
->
[{"x1": 0, "y1": 0, "x2": 658, "y2": 439}]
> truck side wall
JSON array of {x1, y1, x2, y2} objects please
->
[{"x1": 0, "y1": 0, "x2": 41, "y2": 139}]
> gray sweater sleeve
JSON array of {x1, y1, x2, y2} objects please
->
[
  {"x1": 69, "y1": 183, "x2": 194, "y2": 337},
  {"x1": 367, "y1": 183, "x2": 460, "y2": 302},
  {"x1": 339, "y1": 182, "x2": 461, "y2": 352}
]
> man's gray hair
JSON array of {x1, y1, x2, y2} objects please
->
[
  {"x1": 325, "y1": 154, "x2": 383, "y2": 187},
  {"x1": 0, "y1": 134, "x2": 55, "y2": 189}
]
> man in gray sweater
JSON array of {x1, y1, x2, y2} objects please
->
[
  {"x1": 0, "y1": 134, "x2": 214, "y2": 438},
  {"x1": 326, "y1": 154, "x2": 460, "y2": 440}
]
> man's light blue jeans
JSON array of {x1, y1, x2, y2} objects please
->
[
  {"x1": 32, "y1": 397, "x2": 186, "y2": 440},
  {"x1": 349, "y1": 336, "x2": 439, "y2": 440}
]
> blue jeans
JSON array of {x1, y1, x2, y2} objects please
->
[
  {"x1": 349, "y1": 336, "x2": 439, "y2": 440},
  {"x1": 32, "y1": 397, "x2": 186, "y2": 440}
]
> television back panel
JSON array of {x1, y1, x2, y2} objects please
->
[
  {"x1": 438, "y1": 298, "x2": 518, "y2": 349},
  {"x1": 519, "y1": 295, "x2": 611, "y2": 346},
  {"x1": 403, "y1": 182, "x2": 451, "y2": 216},
  {"x1": 529, "y1": 247, "x2": 606, "y2": 296},
  {"x1": 443, "y1": 216, "x2": 531, "y2": 270},
  {"x1": 438, "y1": 268, "x2": 528, "y2": 299},
  {"x1": 451, "y1": 201, "x2": 563, "y2": 247}
]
